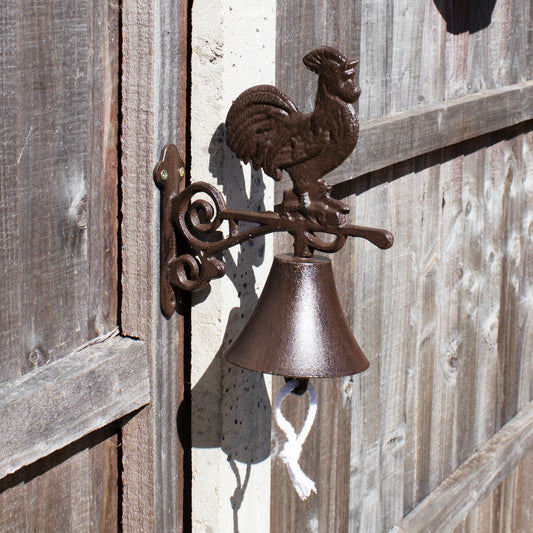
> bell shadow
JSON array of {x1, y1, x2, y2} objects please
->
[
  {"x1": 180, "y1": 124, "x2": 272, "y2": 532},
  {"x1": 433, "y1": 0, "x2": 498, "y2": 34}
]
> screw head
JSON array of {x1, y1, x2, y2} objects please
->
[
  {"x1": 179, "y1": 167, "x2": 185, "y2": 178},
  {"x1": 161, "y1": 169, "x2": 169, "y2": 181}
]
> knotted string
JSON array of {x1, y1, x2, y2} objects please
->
[{"x1": 274, "y1": 379, "x2": 317, "y2": 500}]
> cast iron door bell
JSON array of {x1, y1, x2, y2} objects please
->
[{"x1": 155, "y1": 46, "x2": 393, "y2": 381}]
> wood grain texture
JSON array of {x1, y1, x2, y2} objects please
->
[
  {"x1": 357, "y1": 0, "x2": 532, "y2": 123},
  {"x1": 340, "y1": 124, "x2": 533, "y2": 532},
  {"x1": 0, "y1": 333, "x2": 149, "y2": 479},
  {"x1": 0, "y1": 0, "x2": 119, "y2": 383},
  {"x1": 0, "y1": 426, "x2": 119, "y2": 533},
  {"x1": 391, "y1": 400, "x2": 533, "y2": 533},
  {"x1": 276, "y1": 1, "x2": 533, "y2": 530},
  {"x1": 120, "y1": 0, "x2": 188, "y2": 530},
  {"x1": 454, "y1": 447, "x2": 533, "y2": 533},
  {"x1": 274, "y1": 81, "x2": 533, "y2": 202}
]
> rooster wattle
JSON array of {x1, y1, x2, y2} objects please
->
[{"x1": 225, "y1": 46, "x2": 361, "y2": 226}]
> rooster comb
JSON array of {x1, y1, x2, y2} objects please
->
[{"x1": 303, "y1": 46, "x2": 357, "y2": 73}]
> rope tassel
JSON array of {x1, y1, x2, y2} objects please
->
[{"x1": 274, "y1": 380, "x2": 317, "y2": 500}]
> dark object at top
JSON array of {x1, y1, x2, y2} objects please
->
[
  {"x1": 432, "y1": 0, "x2": 497, "y2": 34},
  {"x1": 226, "y1": 46, "x2": 361, "y2": 226}
]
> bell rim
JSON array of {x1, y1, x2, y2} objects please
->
[{"x1": 225, "y1": 353, "x2": 370, "y2": 378}]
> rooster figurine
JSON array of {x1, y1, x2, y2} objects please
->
[{"x1": 225, "y1": 46, "x2": 361, "y2": 226}]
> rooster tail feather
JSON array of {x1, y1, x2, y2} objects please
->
[{"x1": 225, "y1": 85, "x2": 298, "y2": 179}]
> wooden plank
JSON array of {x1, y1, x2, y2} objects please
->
[
  {"x1": 453, "y1": 449, "x2": 533, "y2": 532},
  {"x1": 120, "y1": 0, "x2": 188, "y2": 530},
  {"x1": 0, "y1": 428, "x2": 119, "y2": 533},
  {"x1": 273, "y1": 81, "x2": 533, "y2": 203},
  {"x1": 400, "y1": 154, "x2": 442, "y2": 514},
  {"x1": 0, "y1": 0, "x2": 119, "y2": 383},
  {"x1": 498, "y1": 129, "x2": 533, "y2": 423},
  {"x1": 87, "y1": 0, "x2": 120, "y2": 341},
  {"x1": 390, "y1": 400, "x2": 533, "y2": 533},
  {"x1": 272, "y1": 2, "x2": 361, "y2": 532},
  {"x1": 0, "y1": 1, "x2": 120, "y2": 530},
  {"x1": 0, "y1": 332, "x2": 149, "y2": 479}
]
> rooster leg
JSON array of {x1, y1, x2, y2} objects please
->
[
  {"x1": 278, "y1": 184, "x2": 349, "y2": 226},
  {"x1": 295, "y1": 194, "x2": 347, "y2": 226},
  {"x1": 316, "y1": 179, "x2": 349, "y2": 214},
  {"x1": 276, "y1": 189, "x2": 302, "y2": 221},
  {"x1": 293, "y1": 180, "x2": 349, "y2": 226}
]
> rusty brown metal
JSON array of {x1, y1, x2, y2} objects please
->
[
  {"x1": 167, "y1": 180, "x2": 393, "y2": 290},
  {"x1": 153, "y1": 143, "x2": 186, "y2": 317},
  {"x1": 224, "y1": 254, "x2": 370, "y2": 378},
  {"x1": 154, "y1": 47, "x2": 394, "y2": 379}
]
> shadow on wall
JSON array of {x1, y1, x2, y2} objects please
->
[
  {"x1": 433, "y1": 0, "x2": 498, "y2": 34},
  {"x1": 177, "y1": 124, "x2": 272, "y2": 532}
]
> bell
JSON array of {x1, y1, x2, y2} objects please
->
[{"x1": 224, "y1": 253, "x2": 369, "y2": 378}]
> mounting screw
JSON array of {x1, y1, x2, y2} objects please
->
[
  {"x1": 161, "y1": 169, "x2": 169, "y2": 181},
  {"x1": 179, "y1": 167, "x2": 185, "y2": 178}
]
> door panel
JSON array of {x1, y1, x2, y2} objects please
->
[
  {"x1": 0, "y1": 1, "x2": 121, "y2": 530},
  {"x1": 0, "y1": 0, "x2": 118, "y2": 380},
  {"x1": 120, "y1": 0, "x2": 188, "y2": 530},
  {"x1": 0, "y1": 428, "x2": 118, "y2": 533}
]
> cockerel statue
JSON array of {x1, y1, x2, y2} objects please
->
[{"x1": 225, "y1": 46, "x2": 361, "y2": 226}]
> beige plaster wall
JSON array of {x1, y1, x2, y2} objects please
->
[{"x1": 190, "y1": 2, "x2": 276, "y2": 531}]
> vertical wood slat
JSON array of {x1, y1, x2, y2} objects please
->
[
  {"x1": 0, "y1": 1, "x2": 120, "y2": 531},
  {"x1": 120, "y1": 0, "x2": 188, "y2": 530},
  {"x1": 272, "y1": 2, "x2": 361, "y2": 532}
]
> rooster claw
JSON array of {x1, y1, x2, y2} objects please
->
[
  {"x1": 278, "y1": 189, "x2": 349, "y2": 226},
  {"x1": 299, "y1": 202, "x2": 347, "y2": 226}
]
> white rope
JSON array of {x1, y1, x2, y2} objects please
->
[{"x1": 274, "y1": 380, "x2": 317, "y2": 500}]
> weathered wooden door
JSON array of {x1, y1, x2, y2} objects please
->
[
  {"x1": 271, "y1": 2, "x2": 533, "y2": 532},
  {"x1": 0, "y1": 1, "x2": 188, "y2": 531}
]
